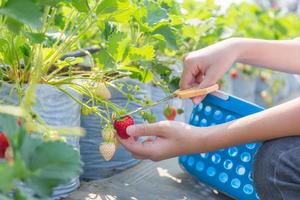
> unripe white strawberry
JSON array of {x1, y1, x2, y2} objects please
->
[
  {"x1": 94, "y1": 83, "x2": 111, "y2": 100},
  {"x1": 99, "y1": 142, "x2": 116, "y2": 161}
]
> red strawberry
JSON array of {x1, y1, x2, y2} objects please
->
[
  {"x1": 0, "y1": 132, "x2": 9, "y2": 158},
  {"x1": 230, "y1": 69, "x2": 238, "y2": 79},
  {"x1": 163, "y1": 106, "x2": 177, "y2": 121},
  {"x1": 113, "y1": 115, "x2": 134, "y2": 139}
]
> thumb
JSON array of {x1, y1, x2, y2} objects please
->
[{"x1": 126, "y1": 123, "x2": 164, "y2": 137}]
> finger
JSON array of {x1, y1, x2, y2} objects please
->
[
  {"x1": 179, "y1": 68, "x2": 195, "y2": 90},
  {"x1": 191, "y1": 69, "x2": 217, "y2": 104},
  {"x1": 192, "y1": 96, "x2": 204, "y2": 104},
  {"x1": 118, "y1": 135, "x2": 154, "y2": 157},
  {"x1": 195, "y1": 73, "x2": 204, "y2": 84},
  {"x1": 126, "y1": 122, "x2": 167, "y2": 137},
  {"x1": 132, "y1": 153, "x2": 149, "y2": 160}
]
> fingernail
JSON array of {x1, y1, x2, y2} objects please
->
[
  {"x1": 126, "y1": 125, "x2": 135, "y2": 136},
  {"x1": 193, "y1": 97, "x2": 201, "y2": 105}
]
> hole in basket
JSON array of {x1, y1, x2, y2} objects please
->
[
  {"x1": 246, "y1": 143, "x2": 257, "y2": 150},
  {"x1": 196, "y1": 161, "x2": 205, "y2": 172},
  {"x1": 256, "y1": 193, "x2": 260, "y2": 199},
  {"x1": 180, "y1": 156, "x2": 187, "y2": 163},
  {"x1": 192, "y1": 115, "x2": 200, "y2": 125},
  {"x1": 218, "y1": 172, "x2": 228, "y2": 183},
  {"x1": 190, "y1": 112, "x2": 194, "y2": 122},
  {"x1": 211, "y1": 153, "x2": 221, "y2": 164},
  {"x1": 213, "y1": 110, "x2": 223, "y2": 120},
  {"x1": 231, "y1": 178, "x2": 241, "y2": 189},
  {"x1": 200, "y1": 118, "x2": 208, "y2": 127},
  {"x1": 204, "y1": 106, "x2": 212, "y2": 116},
  {"x1": 188, "y1": 157, "x2": 195, "y2": 167},
  {"x1": 197, "y1": 103, "x2": 203, "y2": 112},
  {"x1": 207, "y1": 167, "x2": 216, "y2": 177},
  {"x1": 248, "y1": 172, "x2": 253, "y2": 181},
  {"x1": 200, "y1": 153, "x2": 209, "y2": 159},
  {"x1": 236, "y1": 165, "x2": 246, "y2": 176},
  {"x1": 225, "y1": 115, "x2": 236, "y2": 122},
  {"x1": 241, "y1": 152, "x2": 251, "y2": 162},
  {"x1": 223, "y1": 159, "x2": 233, "y2": 170},
  {"x1": 243, "y1": 184, "x2": 254, "y2": 195},
  {"x1": 228, "y1": 147, "x2": 239, "y2": 157}
]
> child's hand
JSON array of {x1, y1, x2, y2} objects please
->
[
  {"x1": 181, "y1": 38, "x2": 239, "y2": 104},
  {"x1": 117, "y1": 121, "x2": 206, "y2": 161}
]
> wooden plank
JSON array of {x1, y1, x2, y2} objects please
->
[{"x1": 67, "y1": 158, "x2": 233, "y2": 200}]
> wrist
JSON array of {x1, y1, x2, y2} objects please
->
[
  {"x1": 189, "y1": 126, "x2": 213, "y2": 153},
  {"x1": 225, "y1": 37, "x2": 247, "y2": 62}
]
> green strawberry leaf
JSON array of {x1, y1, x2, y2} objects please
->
[
  {"x1": 106, "y1": 31, "x2": 127, "y2": 61},
  {"x1": 97, "y1": 50, "x2": 115, "y2": 69},
  {"x1": 129, "y1": 45, "x2": 155, "y2": 61},
  {"x1": 168, "y1": 76, "x2": 180, "y2": 92},
  {"x1": 25, "y1": 141, "x2": 82, "y2": 197},
  {"x1": 0, "y1": 162, "x2": 15, "y2": 194},
  {"x1": 70, "y1": 0, "x2": 90, "y2": 13},
  {"x1": 96, "y1": 0, "x2": 118, "y2": 15},
  {"x1": 0, "y1": 0, "x2": 43, "y2": 29},
  {"x1": 0, "y1": 114, "x2": 19, "y2": 141},
  {"x1": 152, "y1": 25, "x2": 178, "y2": 50},
  {"x1": 23, "y1": 32, "x2": 46, "y2": 44},
  {"x1": 145, "y1": 1, "x2": 169, "y2": 26}
]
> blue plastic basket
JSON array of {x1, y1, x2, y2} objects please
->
[{"x1": 179, "y1": 91, "x2": 264, "y2": 200}]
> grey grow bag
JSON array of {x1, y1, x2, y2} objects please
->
[{"x1": 0, "y1": 83, "x2": 82, "y2": 200}]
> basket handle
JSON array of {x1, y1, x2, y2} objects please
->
[{"x1": 173, "y1": 84, "x2": 219, "y2": 99}]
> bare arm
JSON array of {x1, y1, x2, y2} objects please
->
[
  {"x1": 236, "y1": 38, "x2": 300, "y2": 74},
  {"x1": 197, "y1": 97, "x2": 300, "y2": 153}
]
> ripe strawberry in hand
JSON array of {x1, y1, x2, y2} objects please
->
[
  {"x1": 163, "y1": 106, "x2": 177, "y2": 121},
  {"x1": 113, "y1": 115, "x2": 134, "y2": 139},
  {"x1": 230, "y1": 69, "x2": 238, "y2": 79},
  {"x1": 0, "y1": 132, "x2": 9, "y2": 158}
]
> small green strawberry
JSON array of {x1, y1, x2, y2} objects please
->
[
  {"x1": 140, "y1": 111, "x2": 156, "y2": 123},
  {"x1": 102, "y1": 125, "x2": 116, "y2": 142},
  {"x1": 177, "y1": 108, "x2": 184, "y2": 115},
  {"x1": 94, "y1": 83, "x2": 111, "y2": 100}
]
